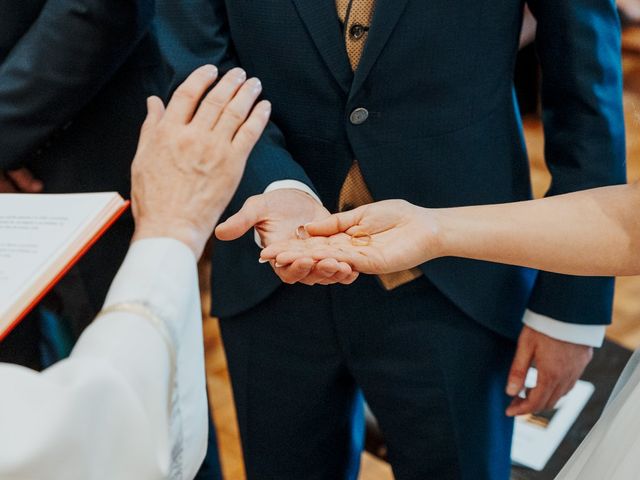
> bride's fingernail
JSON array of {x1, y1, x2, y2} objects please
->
[
  {"x1": 258, "y1": 258, "x2": 269, "y2": 264},
  {"x1": 275, "y1": 262, "x2": 284, "y2": 268}
]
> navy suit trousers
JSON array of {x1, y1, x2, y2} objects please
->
[{"x1": 220, "y1": 275, "x2": 517, "y2": 480}]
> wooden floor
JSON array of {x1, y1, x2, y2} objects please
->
[{"x1": 202, "y1": 28, "x2": 640, "y2": 480}]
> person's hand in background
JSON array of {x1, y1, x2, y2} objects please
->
[
  {"x1": 0, "y1": 168, "x2": 43, "y2": 193},
  {"x1": 215, "y1": 188, "x2": 358, "y2": 286},
  {"x1": 259, "y1": 200, "x2": 441, "y2": 275},
  {"x1": 131, "y1": 65, "x2": 271, "y2": 259}
]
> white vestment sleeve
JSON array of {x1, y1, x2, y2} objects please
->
[{"x1": 0, "y1": 238, "x2": 207, "y2": 480}]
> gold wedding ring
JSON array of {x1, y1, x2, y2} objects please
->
[
  {"x1": 295, "y1": 224, "x2": 310, "y2": 240},
  {"x1": 350, "y1": 231, "x2": 372, "y2": 246}
]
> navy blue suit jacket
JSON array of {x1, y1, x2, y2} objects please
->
[{"x1": 159, "y1": 0, "x2": 625, "y2": 339}]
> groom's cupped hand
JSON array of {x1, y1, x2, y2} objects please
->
[
  {"x1": 259, "y1": 200, "x2": 442, "y2": 274},
  {"x1": 215, "y1": 188, "x2": 359, "y2": 285}
]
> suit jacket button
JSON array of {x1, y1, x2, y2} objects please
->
[{"x1": 350, "y1": 108, "x2": 369, "y2": 125}]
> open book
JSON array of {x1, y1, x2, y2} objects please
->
[{"x1": 0, "y1": 193, "x2": 129, "y2": 340}]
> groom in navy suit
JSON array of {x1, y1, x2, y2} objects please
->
[{"x1": 202, "y1": 1, "x2": 623, "y2": 478}]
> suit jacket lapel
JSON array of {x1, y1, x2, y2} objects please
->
[
  {"x1": 350, "y1": 0, "x2": 410, "y2": 98},
  {"x1": 291, "y1": 0, "x2": 353, "y2": 94}
]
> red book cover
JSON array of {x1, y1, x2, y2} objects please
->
[{"x1": 0, "y1": 201, "x2": 130, "y2": 342}]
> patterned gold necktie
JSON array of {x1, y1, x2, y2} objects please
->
[
  {"x1": 336, "y1": 0, "x2": 375, "y2": 69},
  {"x1": 336, "y1": 0, "x2": 423, "y2": 290}
]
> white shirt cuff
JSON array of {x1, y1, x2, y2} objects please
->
[
  {"x1": 523, "y1": 309, "x2": 606, "y2": 347},
  {"x1": 254, "y1": 180, "x2": 323, "y2": 247},
  {"x1": 264, "y1": 180, "x2": 322, "y2": 204}
]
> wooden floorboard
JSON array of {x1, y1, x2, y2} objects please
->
[{"x1": 203, "y1": 28, "x2": 640, "y2": 480}]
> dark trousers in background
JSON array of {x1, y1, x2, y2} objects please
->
[{"x1": 220, "y1": 275, "x2": 517, "y2": 480}]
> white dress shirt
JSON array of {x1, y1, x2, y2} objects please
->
[
  {"x1": 0, "y1": 238, "x2": 207, "y2": 480},
  {"x1": 265, "y1": 180, "x2": 606, "y2": 347}
]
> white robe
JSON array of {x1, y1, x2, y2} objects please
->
[{"x1": 0, "y1": 238, "x2": 207, "y2": 480}]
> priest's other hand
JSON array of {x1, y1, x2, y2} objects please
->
[
  {"x1": 0, "y1": 168, "x2": 43, "y2": 193},
  {"x1": 131, "y1": 65, "x2": 271, "y2": 259}
]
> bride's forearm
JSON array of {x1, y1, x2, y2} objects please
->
[{"x1": 431, "y1": 183, "x2": 640, "y2": 276}]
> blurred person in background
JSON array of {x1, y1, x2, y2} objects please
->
[
  {"x1": 0, "y1": 0, "x2": 165, "y2": 370},
  {"x1": 0, "y1": 65, "x2": 271, "y2": 480}
]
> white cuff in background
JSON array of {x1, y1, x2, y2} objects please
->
[
  {"x1": 254, "y1": 180, "x2": 323, "y2": 248},
  {"x1": 523, "y1": 309, "x2": 606, "y2": 348}
]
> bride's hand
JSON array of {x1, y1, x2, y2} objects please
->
[{"x1": 260, "y1": 200, "x2": 443, "y2": 274}]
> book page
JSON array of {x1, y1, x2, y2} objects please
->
[{"x1": 0, "y1": 193, "x2": 120, "y2": 319}]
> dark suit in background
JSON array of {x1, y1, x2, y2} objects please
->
[
  {"x1": 0, "y1": 0, "x2": 166, "y2": 365},
  {"x1": 203, "y1": 1, "x2": 626, "y2": 479}
]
